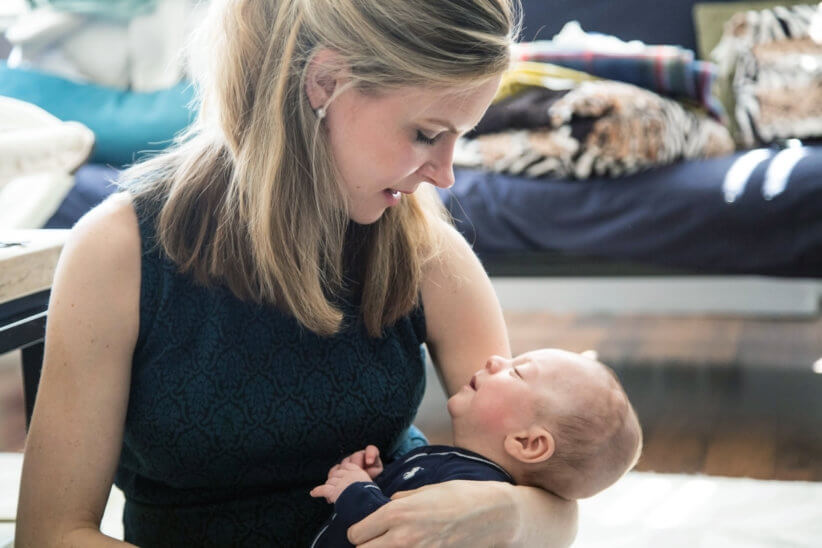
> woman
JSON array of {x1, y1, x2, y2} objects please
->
[{"x1": 16, "y1": 0, "x2": 578, "y2": 545}]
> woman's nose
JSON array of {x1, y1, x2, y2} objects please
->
[
  {"x1": 424, "y1": 143, "x2": 456, "y2": 189},
  {"x1": 428, "y1": 162, "x2": 455, "y2": 189}
]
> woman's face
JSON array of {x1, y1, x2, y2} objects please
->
[{"x1": 323, "y1": 76, "x2": 501, "y2": 224}]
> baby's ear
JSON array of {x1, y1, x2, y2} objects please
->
[
  {"x1": 581, "y1": 349, "x2": 599, "y2": 361},
  {"x1": 504, "y1": 427, "x2": 555, "y2": 464}
]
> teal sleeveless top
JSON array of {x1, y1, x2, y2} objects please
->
[{"x1": 114, "y1": 197, "x2": 429, "y2": 547}]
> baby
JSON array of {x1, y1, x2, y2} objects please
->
[{"x1": 309, "y1": 348, "x2": 643, "y2": 547}]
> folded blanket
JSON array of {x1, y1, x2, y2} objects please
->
[
  {"x1": 0, "y1": 96, "x2": 94, "y2": 228},
  {"x1": 513, "y1": 22, "x2": 725, "y2": 120},
  {"x1": 455, "y1": 80, "x2": 734, "y2": 179}
]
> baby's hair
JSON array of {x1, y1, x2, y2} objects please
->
[{"x1": 522, "y1": 367, "x2": 642, "y2": 500}]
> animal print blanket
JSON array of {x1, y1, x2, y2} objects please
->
[
  {"x1": 455, "y1": 80, "x2": 734, "y2": 179},
  {"x1": 713, "y1": 4, "x2": 822, "y2": 146}
]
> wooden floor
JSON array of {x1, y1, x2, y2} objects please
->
[
  {"x1": 425, "y1": 312, "x2": 822, "y2": 481},
  {"x1": 0, "y1": 351, "x2": 25, "y2": 453},
  {"x1": 1, "y1": 312, "x2": 821, "y2": 480},
  {"x1": 514, "y1": 312, "x2": 822, "y2": 480}
]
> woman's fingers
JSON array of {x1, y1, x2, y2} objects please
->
[
  {"x1": 389, "y1": 487, "x2": 420, "y2": 500},
  {"x1": 347, "y1": 511, "x2": 390, "y2": 546},
  {"x1": 351, "y1": 481, "x2": 512, "y2": 547}
]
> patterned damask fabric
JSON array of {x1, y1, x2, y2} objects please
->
[{"x1": 114, "y1": 197, "x2": 428, "y2": 547}]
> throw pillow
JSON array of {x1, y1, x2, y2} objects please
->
[
  {"x1": 0, "y1": 62, "x2": 195, "y2": 166},
  {"x1": 712, "y1": 4, "x2": 822, "y2": 146}
]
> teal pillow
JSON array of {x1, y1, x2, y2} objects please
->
[
  {"x1": 0, "y1": 62, "x2": 196, "y2": 166},
  {"x1": 27, "y1": 0, "x2": 158, "y2": 19}
]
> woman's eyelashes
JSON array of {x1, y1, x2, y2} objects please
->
[{"x1": 415, "y1": 130, "x2": 440, "y2": 146}]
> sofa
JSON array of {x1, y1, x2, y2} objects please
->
[
  {"x1": 441, "y1": 0, "x2": 822, "y2": 279},
  {"x1": 2, "y1": 0, "x2": 822, "y2": 280}
]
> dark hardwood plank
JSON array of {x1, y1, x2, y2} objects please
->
[
  {"x1": 736, "y1": 317, "x2": 822, "y2": 369},
  {"x1": 703, "y1": 419, "x2": 777, "y2": 479},
  {"x1": 773, "y1": 420, "x2": 822, "y2": 482},
  {"x1": 635, "y1": 421, "x2": 708, "y2": 475}
]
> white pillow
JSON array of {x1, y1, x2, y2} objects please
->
[{"x1": 0, "y1": 96, "x2": 94, "y2": 228}]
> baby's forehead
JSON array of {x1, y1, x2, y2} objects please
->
[
  {"x1": 519, "y1": 349, "x2": 610, "y2": 387},
  {"x1": 517, "y1": 348, "x2": 581, "y2": 368}
]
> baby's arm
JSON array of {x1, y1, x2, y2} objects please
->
[
  {"x1": 309, "y1": 448, "x2": 390, "y2": 548},
  {"x1": 310, "y1": 462, "x2": 374, "y2": 504},
  {"x1": 310, "y1": 444, "x2": 384, "y2": 503}
]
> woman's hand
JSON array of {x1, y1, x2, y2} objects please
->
[{"x1": 347, "y1": 480, "x2": 519, "y2": 547}]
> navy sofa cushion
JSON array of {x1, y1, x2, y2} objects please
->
[
  {"x1": 44, "y1": 164, "x2": 119, "y2": 228},
  {"x1": 441, "y1": 147, "x2": 822, "y2": 278}
]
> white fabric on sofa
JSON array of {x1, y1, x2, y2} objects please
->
[{"x1": 0, "y1": 96, "x2": 94, "y2": 228}]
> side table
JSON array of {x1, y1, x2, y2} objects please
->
[{"x1": 0, "y1": 230, "x2": 68, "y2": 429}]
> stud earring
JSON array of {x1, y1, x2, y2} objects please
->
[{"x1": 316, "y1": 106, "x2": 327, "y2": 120}]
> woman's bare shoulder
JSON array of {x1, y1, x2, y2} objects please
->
[
  {"x1": 67, "y1": 191, "x2": 142, "y2": 269},
  {"x1": 54, "y1": 192, "x2": 143, "y2": 325}
]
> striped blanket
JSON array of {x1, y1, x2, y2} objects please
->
[{"x1": 512, "y1": 41, "x2": 725, "y2": 121}]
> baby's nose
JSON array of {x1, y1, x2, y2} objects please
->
[{"x1": 485, "y1": 355, "x2": 507, "y2": 373}]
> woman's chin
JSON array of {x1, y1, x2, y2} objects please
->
[{"x1": 349, "y1": 208, "x2": 387, "y2": 225}]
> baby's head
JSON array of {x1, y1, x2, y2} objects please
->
[{"x1": 447, "y1": 348, "x2": 642, "y2": 499}]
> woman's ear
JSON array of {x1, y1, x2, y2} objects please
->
[
  {"x1": 504, "y1": 426, "x2": 555, "y2": 464},
  {"x1": 305, "y1": 48, "x2": 346, "y2": 110}
]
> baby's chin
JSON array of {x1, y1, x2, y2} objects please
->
[{"x1": 445, "y1": 395, "x2": 458, "y2": 417}]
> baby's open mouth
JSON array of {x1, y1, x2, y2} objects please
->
[{"x1": 469, "y1": 376, "x2": 477, "y2": 390}]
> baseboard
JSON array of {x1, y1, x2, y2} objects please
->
[{"x1": 491, "y1": 276, "x2": 822, "y2": 316}]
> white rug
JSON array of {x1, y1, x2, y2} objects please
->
[
  {"x1": 2, "y1": 452, "x2": 821, "y2": 547},
  {"x1": 575, "y1": 472, "x2": 822, "y2": 547}
]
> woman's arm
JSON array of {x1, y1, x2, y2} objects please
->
[
  {"x1": 421, "y1": 223, "x2": 512, "y2": 393},
  {"x1": 347, "y1": 221, "x2": 578, "y2": 547},
  {"x1": 349, "y1": 480, "x2": 577, "y2": 547},
  {"x1": 15, "y1": 194, "x2": 141, "y2": 547}
]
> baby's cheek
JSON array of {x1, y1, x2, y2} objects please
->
[{"x1": 475, "y1": 402, "x2": 513, "y2": 431}]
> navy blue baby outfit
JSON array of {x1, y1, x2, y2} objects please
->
[
  {"x1": 310, "y1": 445, "x2": 514, "y2": 547},
  {"x1": 114, "y1": 197, "x2": 429, "y2": 547}
]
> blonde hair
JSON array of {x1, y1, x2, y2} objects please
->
[{"x1": 120, "y1": 0, "x2": 519, "y2": 337}]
